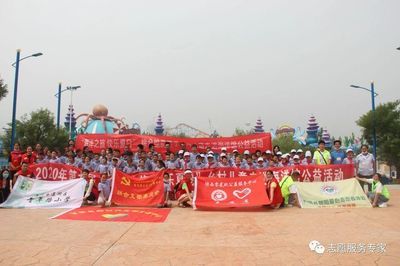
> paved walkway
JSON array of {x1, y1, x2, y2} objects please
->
[{"x1": 0, "y1": 188, "x2": 399, "y2": 265}]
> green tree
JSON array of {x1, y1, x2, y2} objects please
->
[
  {"x1": 0, "y1": 76, "x2": 8, "y2": 101},
  {"x1": 1, "y1": 109, "x2": 69, "y2": 154},
  {"x1": 273, "y1": 133, "x2": 311, "y2": 153},
  {"x1": 233, "y1": 127, "x2": 253, "y2": 136},
  {"x1": 357, "y1": 100, "x2": 400, "y2": 170}
]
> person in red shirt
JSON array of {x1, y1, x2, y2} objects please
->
[
  {"x1": 13, "y1": 162, "x2": 34, "y2": 185},
  {"x1": 9, "y1": 142, "x2": 23, "y2": 180},
  {"x1": 265, "y1": 170, "x2": 283, "y2": 209},
  {"x1": 21, "y1": 146, "x2": 37, "y2": 165}
]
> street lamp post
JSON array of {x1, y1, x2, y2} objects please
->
[
  {"x1": 10, "y1": 50, "x2": 43, "y2": 151},
  {"x1": 54, "y1": 85, "x2": 80, "y2": 134},
  {"x1": 350, "y1": 82, "x2": 378, "y2": 160}
]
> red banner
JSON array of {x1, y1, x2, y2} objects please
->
[
  {"x1": 193, "y1": 174, "x2": 270, "y2": 209},
  {"x1": 131, "y1": 164, "x2": 355, "y2": 183},
  {"x1": 52, "y1": 206, "x2": 171, "y2": 223},
  {"x1": 75, "y1": 133, "x2": 272, "y2": 154},
  {"x1": 29, "y1": 163, "x2": 82, "y2": 181},
  {"x1": 110, "y1": 170, "x2": 164, "y2": 207}
]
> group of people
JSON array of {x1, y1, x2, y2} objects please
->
[{"x1": 0, "y1": 138, "x2": 390, "y2": 208}]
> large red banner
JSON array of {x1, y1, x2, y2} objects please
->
[
  {"x1": 193, "y1": 174, "x2": 271, "y2": 209},
  {"x1": 75, "y1": 133, "x2": 272, "y2": 153},
  {"x1": 131, "y1": 164, "x2": 355, "y2": 183},
  {"x1": 110, "y1": 170, "x2": 164, "y2": 207}
]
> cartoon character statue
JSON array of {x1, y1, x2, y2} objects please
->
[{"x1": 76, "y1": 104, "x2": 128, "y2": 134}]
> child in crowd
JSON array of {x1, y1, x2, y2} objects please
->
[
  {"x1": 97, "y1": 173, "x2": 112, "y2": 207},
  {"x1": 176, "y1": 170, "x2": 194, "y2": 208}
]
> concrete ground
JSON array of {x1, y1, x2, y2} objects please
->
[{"x1": 0, "y1": 186, "x2": 399, "y2": 266}]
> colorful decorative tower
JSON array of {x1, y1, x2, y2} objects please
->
[
  {"x1": 306, "y1": 115, "x2": 319, "y2": 145},
  {"x1": 254, "y1": 118, "x2": 264, "y2": 133},
  {"x1": 154, "y1": 113, "x2": 164, "y2": 135},
  {"x1": 64, "y1": 105, "x2": 77, "y2": 139},
  {"x1": 322, "y1": 128, "x2": 332, "y2": 148}
]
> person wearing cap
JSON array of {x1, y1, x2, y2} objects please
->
[
  {"x1": 301, "y1": 151, "x2": 314, "y2": 165},
  {"x1": 265, "y1": 150, "x2": 273, "y2": 161},
  {"x1": 331, "y1": 140, "x2": 346, "y2": 165},
  {"x1": 342, "y1": 149, "x2": 355, "y2": 165},
  {"x1": 176, "y1": 170, "x2": 194, "y2": 208},
  {"x1": 290, "y1": 149, "x2": 297, "y2": 160},
  {"x1": 180, "y1": 152, "x2": 192, "y2": 170},
  {"x1": 279, "y1": 171, "x2": 300, "y2": 207},
  {"x1": 265, "y1": 170, "x2": 283, "y2": 209},
  {"x1": 281, "y1": 154, "x2": 290, "y2": 167},
  {"x1": 177, "y1": 150, "x2": 184, "y2": 160},
  {"x1": 296, "y1": 149, "x2": 304, "y2": 160},
  {"x1": 313, "y1": 140, "x2": 331, "y2": 165},
  {"x1": 243, "y1": 150, "x2": 251, "y2": 160},
  {"x1": 206, "y1": 153, "x2": 218, "y2": 169},
  {"x1": 290, "y1": 155, "x2": 301, "y2": 166},
  {"x1": 276, "y1": 151, "x2": 283, "y2": 162},
  {"x1": 355, "y1": 173, "x2": 390, "y2": 207},
  {"x1": 255, "y1": 157, "x2": 267, "y2": 169},
  {"x1": 218, "y1": 153, "x2": 231, "y2": 168}
]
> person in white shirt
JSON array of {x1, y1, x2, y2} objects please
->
[{"x1": 355, "y1": 144, "x2": 376, "y2": 192}]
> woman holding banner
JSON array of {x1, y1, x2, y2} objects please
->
[
  {"x1": 265, "y1": 170, "x2": 283, "y2": 209},
  {"x1": 176, "y1": 170, "x2": 194, "y2": 208}
]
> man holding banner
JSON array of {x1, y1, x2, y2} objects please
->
[{"x1": 356, "y1": 174, "x2": 390, "y2": 208}]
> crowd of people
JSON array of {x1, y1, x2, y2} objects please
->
[{"x1": 0, "y1": 138, "x2": 390, "y2": 208}]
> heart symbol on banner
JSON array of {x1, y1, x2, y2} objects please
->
[
  {"x1": 233, "y1": 188, "x2": 251, "y2": 199},
  {"x1": 102, "y1": 213, "x2": 128, "y2": 219}
]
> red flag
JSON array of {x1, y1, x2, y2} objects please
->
[
  {"x1": 110, "y1": 170, "x2": 164, "y2": 207},
  {"x1": 193, "y1": 174, "x2": 270, "y2": 209}
]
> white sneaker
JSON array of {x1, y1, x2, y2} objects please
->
[{"x1": 378, "y1": 203, "x2": 388, "y2": 208}]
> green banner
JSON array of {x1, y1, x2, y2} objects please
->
[{"x1": 296, "y1": 178, "x2": 372, "y2": 208}]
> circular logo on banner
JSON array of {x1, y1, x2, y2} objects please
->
[
  {"x1": 321, "y1": 185, "x2": 338, "y2": 195},
  {"x1": 211, "y1": 190, "x2": 228, "y2": 202}
]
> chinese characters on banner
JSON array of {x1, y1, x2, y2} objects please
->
[
  {"x1": 296, "y1": 178, "x2": 372, "y2": 208},
  {"x1": 0, "y1": 176, "x2": 86, "y2": 209},
  {"x1": 193, "y1": 174, "x2": 271, "y2": 209},
  {"x1": 29, "y1": 163, "x2": 82, "y2": 181},
  {"x1": 130, "y1": 164, "x2": 355, "y2": 184},
  {"x1": 110, "y1": 170, "x2": 164, "y2": 207},
  {"x1": 75, "y1": 133, "x2": 272, "y2": 154}
]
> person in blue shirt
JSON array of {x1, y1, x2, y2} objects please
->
[{"x1": 330, "y1": 140, "x2": 346, "y2": 165}]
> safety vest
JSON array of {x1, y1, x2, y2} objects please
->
[
  {"x1": 314, "y1": 149, "x2": 330, "y2": 165},
  {"x1": 372, "y1": 181, "x2": 390, "y2": 199},
  {"x1": 279, "y1": 175, "x2": 294, "y2": 205}
]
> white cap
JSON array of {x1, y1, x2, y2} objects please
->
[
  {"x1": 290, "y1": 149, "x2": 296, "y2": 153},
  {"x1": 178, "y1": 150, "x2": 184, "y2": 154},
  {"x1": 221, "y1": 147, "x2": 227, "y2": 151},
  {"x1": 208, "y1": 151, "x2": 214, "y2": 154},
  {"x1": 220, "y1": 153, "x2": 227, "y2": 158},
  {"x1": 207, "y1": 154, "x2": 214, "y2": 158},
  {"x1": 184, "y1": 152, "x2": 190, "y2": 156},
  {"x1": 184, "y1": 170, "x2": 192, "y2": 175},
  {"x1": 233, "y1": 149, "x2": 239, "y2": 153},
  {"x1": 297, "y1": 149, "x2": 303, "y2": 153},
  {"x1": 244, "y1": 150, "x2": 250, "y2": 155},
  {"x1": 305, "y1": 151, "x2": 312, "y2": 157},
  {"x1": 293, "y1": 155, "x2": 300, "y2": 160},
  {"x1": 346, "y1": 148, "x2": 353, "y2": 153},
  {"x1": 265, "y1": 150, "x2": 272, "y2": 154},
  {"x1": 277, "y1": 151, "x2": 283, "y2": 156},
  {"x1": 200, "y1": 154, "x2": 205, "y2": 158},
  {"x1": 282, "y1": 153, "x2": 289, "y2": 159},
  {"x1": 257, "y1": 157, "x2": 264, "y2": 162}
]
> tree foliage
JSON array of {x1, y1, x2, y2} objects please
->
[
  {"x1": 1, "y1": 109, "x2": 69, "y2": 154},
  {"x1": 233, "y1": 127, "x2": 253, "y2": 136},
  {"x1": 357, "y1": 100, "x2": 400, "y2": 170},
  {"x1": 272, "y1": 133, "x2": 315, "y2": 154},
  {"x1": 0, "y1": 76, "x2": 8, "y2": 101}
]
